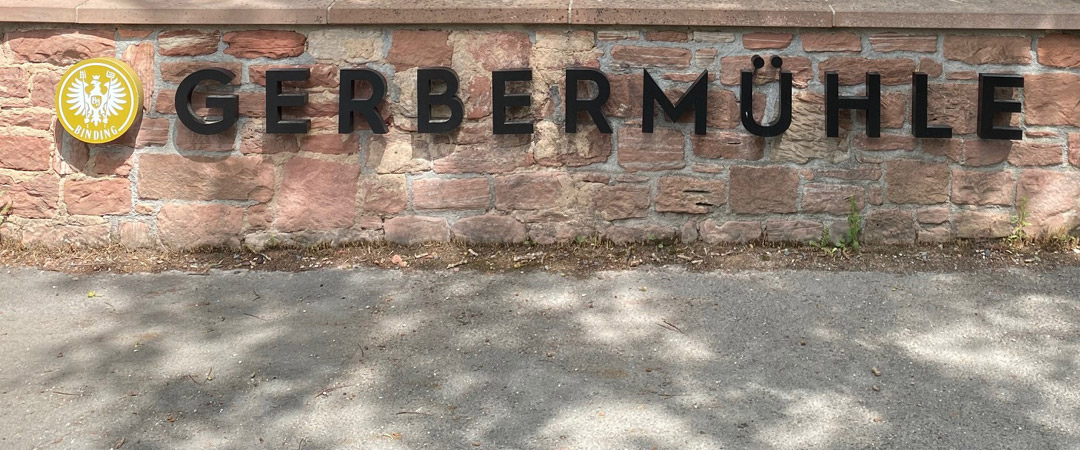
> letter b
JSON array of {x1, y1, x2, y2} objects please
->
[{"x1": 417, "y1": 68, "x2": 464, "y2": 134}]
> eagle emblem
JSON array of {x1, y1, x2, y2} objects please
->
[{"x1": 65, "y1": 71, "x2": 128, "y2": 127}]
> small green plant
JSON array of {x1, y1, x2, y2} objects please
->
[
  {"x1": 1008, "y1": 198, "x2": 1031, "y2": 248},
  {"x1": 844, "y1": 195, "x2": 862, "y2": 252},
  {"x1": 0, "y1": 190, "x2": 11, "y2": 242},
  {"x1": 808, "y1": 228, "x2": 840, "y2": 257},
  {"x1": 808, "y1": 196, "x2": 862, "y2": 257},
  {"x1": 1037, "y1": 227, "x2": 1079, "y2": 252}
]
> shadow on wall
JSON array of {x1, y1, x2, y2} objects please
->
[
  {"x1": 1, "y1": 267, "x2": 1078, "y2": 448},
  {"x1": 53, "y1": 120, "x2": 136, "y2": 178}
]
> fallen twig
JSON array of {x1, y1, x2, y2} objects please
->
[
  {"x1": 642, "y1": 389, "x2": 685, "y2": 398},
  {"x1": 243, "y1": 312, "x2": 269, "y2": 322},
  {"x1": 657, "y1": 319, "x2": 684, "y2": 334},
  {"x1": 395, "y1": 411, "x2": 432, "y2": 416},
  {"x1": 512, "y1": 252, "x2": 545, "y2": 262},
  {"x1": 314, "y1": 384, "x2": 353, "y2": 398}
]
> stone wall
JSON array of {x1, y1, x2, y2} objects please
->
[{"x1": 1, "y1": 25, "x2": 1079, "y2": 249}]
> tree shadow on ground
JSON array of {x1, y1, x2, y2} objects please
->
[{"x1": 1, "y1": 266, "x2": 1078, "y2": 449}]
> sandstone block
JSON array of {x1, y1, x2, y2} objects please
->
[
  {"x1": 818, "y1": 57, "x2": 916, "y2": 86},
  {"x1": 863, "y1": 210, "x2": 916, "y2": 245},
  {"x1": 384, "y1": 216, "x2": 450, "y2": 244},
  {"x1": 452, "y1": 215, "x2": 527, "y2": 243},
  {"x1": 223, "y1": 30, "x2": 306, "y2": 59},
  {"x1": 869, "y1": 34, "x2": 937, "y2": 53},
  {"x1": 801, "y1": 184, "x2": 864, "y2": 215},
  {"x1": 1017, "y1": 169, "x2": 1080, "y2": 234},
  {"x1": 307, "y1": 29, "x2": 382, "y2": 63},
  {"x1": 387, "y1": 30, "x2": 452, "y2": 69},
  {"x1": 158, "y1": 204, "x2": 243, "y2": 249},
  {"x1": 692, "y1": 132, "x2": 764, "y2": 160},
  {"x1": 1007, "y1": 142, "x2": 1064, "y2": 166},
  {"x1": 494, "y1": 173, "x2": 564, "y2": 210},
  {"x1": 655, "y1": 176, "x2": 726, "y2": 214},
  {"x1": 64, "y1": 178, "x2": 130, "y2": 215},
  {"x1": 801, "y1": 32, "x2": 861, "y2": 52},
  {"x1": 602, "y1": 225, "x2": 675, "y2": 244},
  {"x1": 7, "y1": 29, "x2": 113, "y2": 64},
  {"x1": 955, "y1": 210, "x2": 1013, "y2": 239},
  {"x1": 617, "y1": 127, "x2": 685, "y2": 171},
  {"x1": 0, "y1": 173, "x2": 58, "y2": 219},
  {"x1": 730, "y1": 166, "x2": 799, "y2": 214},
  {"x1": 1025, "y1": 73, "x2": 1080, "y2": 126},
  {"x1": 885, "y1": 160, "x2": 949, "y2": 204},
  {"x1": 944, "y1": 35, "x2": 1031, "y2": 64},
  {"x1": 358, "y1": 175, "x2": 406, "y2": 216},
  {"x1": 765, "y1": 220, "x2": 822, "y2": 243},
  {"x1": 159, "y1": 29, "x2": 220, "y2": 56},
  {"x1": 413, "y1": 178, "x2": 490, "y2": 210},
  {"x1": 0, "y1": 135, "x2": 50, "y2": 171},
  {"x1": 743, "y1": 33, "x2": 792, "y2": 50},
  {"x1": 119, "y1": 221, "x2": 154, "y2": 248},
  {"x1": 593, "y1": 184, "x2": 650, "y2": 220},
  {"x1": 611, "y1": 46, "x2": 691, "y2": 68},
  {"x1": 951, "y1": 169, "x2": 1014, "y2": 206},
  {"x1": 699, "y1": 220, "x2": 761, "y2": 243},
  {"x1": 1038, "y1": 33, "x2": 1080, "y2": 68},
  {"x1": 276, "y1": 157, "x2": 360, "y2": 232},
  {"x1": 138, "y1": 155, "x2": 273, "y2": 202}
]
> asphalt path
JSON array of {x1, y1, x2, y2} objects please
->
[{"x1": 1, "y1": 267, "x2": 1077, "y2": 449}]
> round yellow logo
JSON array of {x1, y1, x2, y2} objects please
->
[{"x1": 56, "y1": 58, "x2": 143, "y2": 144}]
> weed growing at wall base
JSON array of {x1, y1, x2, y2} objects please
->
[
  {"x1": 1008, "y1": 198, "x2": 1031, "y2": 249},
  {"x1": 810, "y1": 196, "x2": 862, "y2": 257},
  {"x1": 0, "y1": 190, "x2": 10, "y2": 243},
  {"x1": 1037, "y1": 228, "x2": 1080, "y2": 252}
]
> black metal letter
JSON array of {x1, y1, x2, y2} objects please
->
[
  {"x1": 825, "y1": 71, "x2": 880, "y2": 138},
  {"x1": 266, "y1": 68, "x2": 310, "y2": 134},
  {"x1": 643, "y1": 69, "x2": 707, "y2": 135},
  {"x1": 740, "y1": 56, "x2": 791, "y2": 137},
  {"x1": 339, "y1": 68, "x2": 387, "y2": 134},
  {"x1": 175, "y1": 68, "x2": 238, "y2": 135},
  {"x1": 492, "y1": 69, "x2": 533, "y2": 135},
  {"x1": 417, "y1": 68, "x2": 464, "y2": 134},
  {"x1": 977, "y1": 74, "x2": 1024, "y2": 140},
  {"x1": 564, "y1": 68, "x2": 612, "y2": 134},
  {"x1": 911, "y1": 72, "x2": 952, "y2": 139}
]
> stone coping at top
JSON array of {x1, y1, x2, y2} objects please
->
[{"x1": 2, "y1": 0, "x2": 1080, "y2": 29}]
